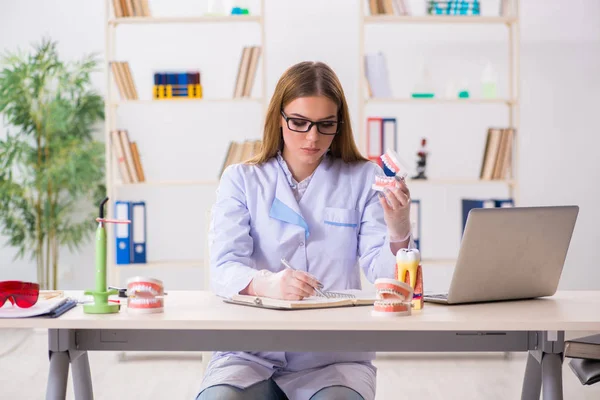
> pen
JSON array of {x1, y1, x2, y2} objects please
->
[{"x1": 280, "y1": 258, "x2": 327, "y2": 297}]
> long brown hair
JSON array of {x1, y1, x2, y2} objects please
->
[{"x1": 247, "y1": 61, "x2": 367, "y2": 164}]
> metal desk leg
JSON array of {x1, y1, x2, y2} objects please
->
[
  {"x1": 520, "y1": 331, "x2": 564, "y2": 400},
  {"x1": 521, "y1": 352, "x2": 542, "y2": 400},
  {"x1": 46, "y1": 329, "x2": 94, "y2": 400},
  {"x1": 541, "y1": 353, "x2": 563, "y2": 400},
  {"x1": 46, "y1": 351, "x2": 70, "y2": 400},
  {"x1": 71, "y1": 350, "x2": 94, "y2": 400}
]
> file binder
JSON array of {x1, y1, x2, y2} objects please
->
[
  {"x1": 461, "y1": 198, "x2": 514, "y2": 234},
  {"x1": 366, "y1": 117, "x2": 383, "y2": 167},
  {"x1": 131, "y1": 201, "x2": 147, "y2": 263},
  {"x1": 115, "y1": 201, "x2": 132, "y2": 264},
  {"x1": 411, "y1": 199, "x2": 421, "y2": 250}
]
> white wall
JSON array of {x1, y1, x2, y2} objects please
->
[{"x1": 1, "y1": 0, "x2": 599, "y2": 291}]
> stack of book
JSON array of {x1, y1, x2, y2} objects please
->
[
  {"x1": 220, "y1": 140, "x2": 262, "y2": 177},
  {"x1": 112, "y1": 130, "x2": 145, "y2": 184},
  {"x1": 233, "y1": 46, "x2": 261, "y2": 98},
  {"x1": 368, "y1": 0, "x2": 409, "y2": 15},
  {"x1": 427, "y1": 1, "x2": 481, "y2": 16},
  {"x1": 479, "y1": 127, "x2": 515, "y2": 180},
  {"x1": 153, "y1": 71, "x2": 202, "y2": 99},
  {"x1": 112, "y1": 0, "x2": 151, "y2": 17},
  {"x1": 111, "y1": 61, "x2": 138, "y2": 100}
]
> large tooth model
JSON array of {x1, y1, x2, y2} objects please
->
[{"x1": 396, "y1": 248, "x2": 424, "y2": 310}]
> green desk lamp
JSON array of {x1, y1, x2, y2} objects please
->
[{"x1": 84, "y1": 196, "x2": 130, "y2": 314}]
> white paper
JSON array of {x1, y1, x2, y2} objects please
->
[{"x1": 0, "y1": 297, "x2": 67, "y2": 318}]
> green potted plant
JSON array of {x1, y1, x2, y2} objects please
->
[{"x1": 0, "y1": 38, "x2": 105, "y2": 290}]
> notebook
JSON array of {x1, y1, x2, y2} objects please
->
[
  {"x1": 225, "y1": 290, "x2": 377, "y2": 310},
  {"x1": 569, "y1": 358, "x2": 600, "y2": 385},
  {"x1": 565, "y1": 334, "x2": 600, "y2": 361},
  {"x1": 0, "y1": 297, "x2": 73, "y2": 318}
]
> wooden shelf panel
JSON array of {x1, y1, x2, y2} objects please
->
[
  {"x1": 421, "y1": 258, "x2": 457, "y2": 265},
  {"x1": 109, "y1": 16, "x2": 262, "y2": 25},
  {"x1": 364, "y1": 16, "x2": 516, "y2": 25},
  {"x1": 115, "y1": 180, "x2": 219, "y2": 188},
  {"x1": 366, "y1": 98, "x2": 516, "y2": 105},
  {"x1": 111, "y1": 98, "x2": 262, "y2": 106},
  {"x1": 113, "y1": 260, "x2": 204, "y2": 268},
  {"x1": 407, "y1": 179, "x2": 515, "y2": 186}
]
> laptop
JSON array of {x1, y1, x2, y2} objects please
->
[{"x1": 423, "y1": 205, "x2": 579, "y2": 305}]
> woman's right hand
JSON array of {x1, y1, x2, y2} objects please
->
[{"x1": 247, "y1": 269, "x2": 319, "y2": 300}]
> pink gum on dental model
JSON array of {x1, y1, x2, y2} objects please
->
[
  {"x1": 371, "y1": 278, "x2": 414, "y2": 317},
  {"x1": 126, "y1": 276, "x2": 165, "y2": 314},
  {"x1": 372, "y1": 176, "x2": 401, "y2": 192}
]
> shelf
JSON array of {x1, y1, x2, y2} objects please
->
[
  {"x1": 111, "y1": 98, "x2": 263, "y2": 106},
  {"x1": 366, "y1": 98, "x2": 516, "y2": 105},
  {"x1": 406, "y1": 179, "x2": 515, "y2": 186},
  {"x1": 364, "y1": 15, "x2": 516, "y2": 25},
  {"x1": 109, "y1": 16, "x2": 262, "y2": 25},
  {"x1": 421, "y1": 258, "x2": 457, "y2": 265},
  {"x1": 115, "y1": 180, "x2": 219, "y2": 188},
  {"x1": 114, "y1": 260, "x2": 204, "y2": 268}
]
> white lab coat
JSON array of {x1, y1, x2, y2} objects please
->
[{"x1": 198, "y1": 153, "x2": 402, "y2": 400}]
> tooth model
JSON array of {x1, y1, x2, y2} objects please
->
[{"x1": 396, "y1": 248, "x2": 424, "y2": 310}]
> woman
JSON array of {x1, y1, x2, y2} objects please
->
[{"x1": 197, "y1": 61, "x2": 413, "y2": 400}]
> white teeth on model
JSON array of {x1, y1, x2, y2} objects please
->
[
  {"x1": 130, "y1": 298, "x2": 160, "y2": 305},
  {"x1": 131, "y1": 284, "x2": 158, "y2": 296},
  {"x1": 375, "y1": 176, "x2": 395, "y2": 184}
]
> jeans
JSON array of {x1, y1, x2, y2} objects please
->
[{"x1": 196, "y1": 379, "x2": 364, "y2": 400}]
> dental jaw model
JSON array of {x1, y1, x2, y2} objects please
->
[
  {"x1": 127, "y1": 277, "x2": 165, "y2": 314},
  {"x1": 372, "y1": 149, "x2": 410, "y2": 191},
  {"x1": 381, "y1": 148, "x2": 409, "y2": 180},
  {"x1": 396, "y1": 248, "x2": 424, "y2": 310},
  {"x1": 372, "y1": 278, "x2": 414, "y2": 317}
]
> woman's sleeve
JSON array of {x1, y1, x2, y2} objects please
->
[
  {"x1": 208, "y1": 165, "x2": 259, "y2": 298},
  {"x1": 356, "y1": 165, "x2": 414, "y2": 283}
]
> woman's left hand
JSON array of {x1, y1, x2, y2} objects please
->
[{"x1": 379, "y1": 178, "x2": 411, "y2": 241}]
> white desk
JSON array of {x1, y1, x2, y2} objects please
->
[{"x1": 2, "y1": 290, "x2": 600, "y2": 400}]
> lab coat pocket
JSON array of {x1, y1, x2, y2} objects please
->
[
  {"x1": 323, "y1": 207, "x2": 359, "y2": 258},
  {"x1": 323, "y1": 207, "x2": 359, "y2": 228}
]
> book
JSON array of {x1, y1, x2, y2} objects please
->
[
  {"x1": 219, "y1": 139, "x2": 262, "y2": 177},
  {"x1": 565, "y1": 334, "x2": 600, "y2": 361},
  {"x1": 569, "y1": 358, "x2": 600, "y2": 385},
  {"x1": 130, "y1": 142, "x2": 146, "y2": 182},
  {"x1": 112, "y1": 130, "x2": 132, "y2": 184},
  {"x1": 226, "y1": 290, "x2": 377, "y2": 310},
  {"x1": 0, "y1": 297, "x2": 72, "y2": 318},
  {"x1": 364, "y1": 53, "x2": 392, "y2": 98},
  {"x1": 480, "y1": 127, "x2": 515, "y2": 180},
  {"x1": 119, "y1": 130, "x2": 138, "y2": 183},
  {"x1": 243, "y1": 47, "x2": 261, "y2": 97},
  {"x1": 233, "y1": 47, "x2": 252, "y2": 98}
]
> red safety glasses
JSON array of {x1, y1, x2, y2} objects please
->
[{"x1": 0, "y1": 281, "x2": 40, "y2": 308}]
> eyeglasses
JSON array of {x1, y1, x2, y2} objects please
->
[
  {"x1": 0, "y1": 281, "x2": 40, "y2": 308},
  {"x1": 280, "y1": 109, "x2": 341, "y2": 136}
]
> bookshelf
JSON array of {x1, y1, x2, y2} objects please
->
[
  {"x1": 358, "y1": 0, "x2": 521, "y2": 265},
  {"x1": 103, "y1": 0, "x2": 267, "y2": 286}
]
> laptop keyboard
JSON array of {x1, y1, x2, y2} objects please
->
[{"x1": 424, "y1": 293, "x2": 449, "y2": 300}]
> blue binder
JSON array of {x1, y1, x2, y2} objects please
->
[
  {"x1": 461, "y1": 198, "x2": 512, "y2": 235},
  {"x1": 131, "y1": 201, "x2": 147, "y2": 263},
  {"x1": 114, "y1": 201, "x2": 132, "y2": 264},
  {"x1": 411, "y1": 199, "x2": 421, "y2": 250},
  {"x1": 495, "y1": 198, "x2": 515, "y2": 208}
]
